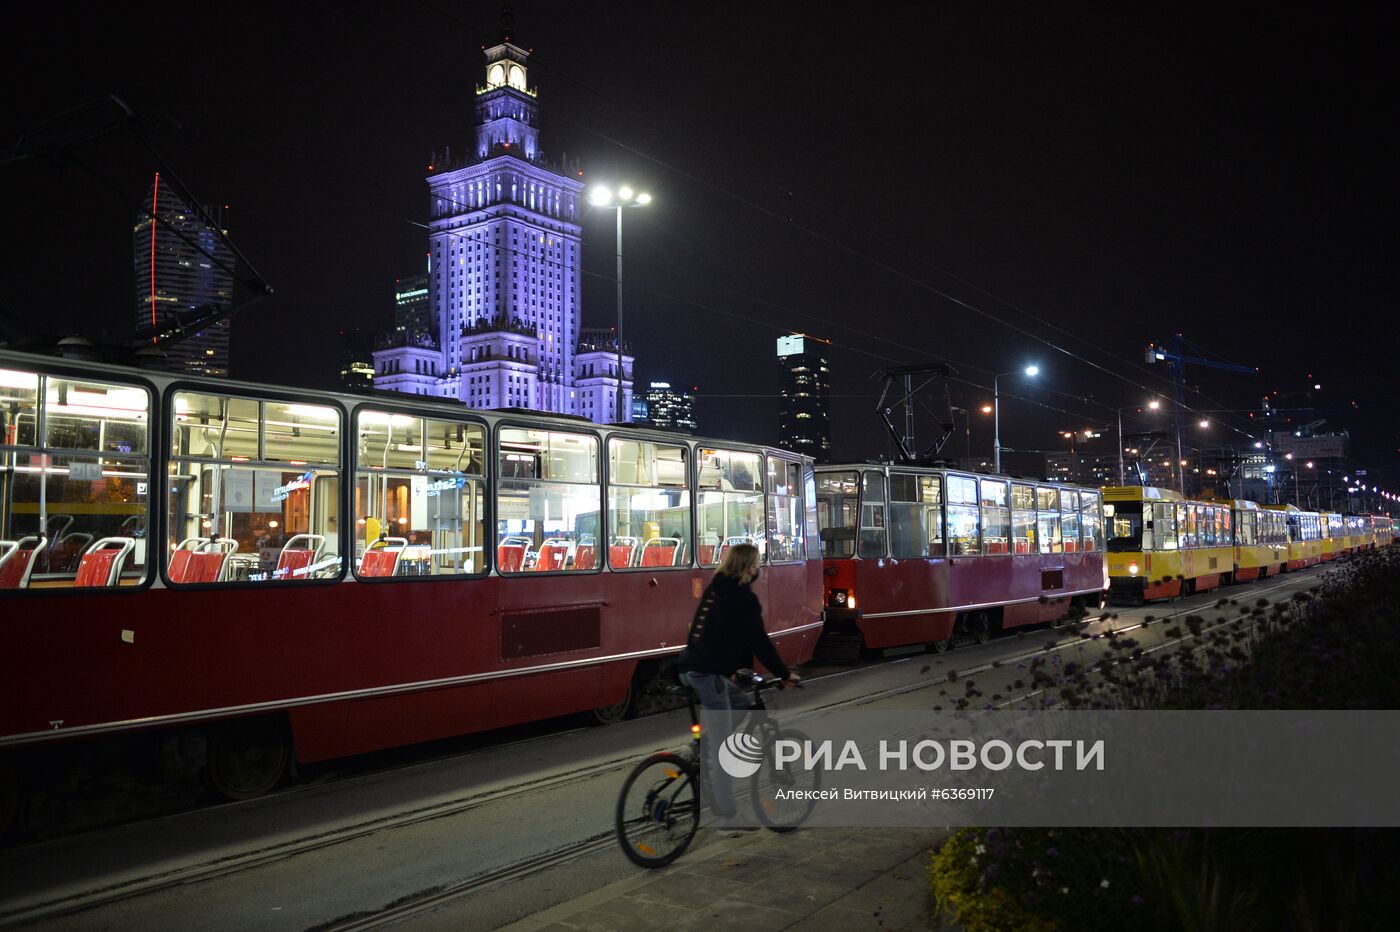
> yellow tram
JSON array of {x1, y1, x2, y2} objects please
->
[
  {"x1": 1263, "y1": 504, "x2": 1323, "y2": 570},
  {"x1": 1104, "y1": 486, "x2": 1234, "y2": 603},
  {"x1": 1230, "y1": 499, "x2": 1289, "y2": 581}
]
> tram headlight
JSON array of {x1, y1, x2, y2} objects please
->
[
  {"x1": 1127, "y1": 562, "x2": 1140, "y2": 576},
  {"x1": 829, "y1": 588, "x2": 854, "y2": 609}
]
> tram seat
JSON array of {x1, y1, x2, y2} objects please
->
[
  {"x1": 497, "y1": 539, "x2": 529, "y2": 573},
  {"x1": 698, "y1": 544, "x2": 716, "y2": 565},
  {"x1": 926, "y1": 541, "x2": 946, "y2": 557},
  {"x1": 535, "y1": 539, "x2": 571, "y2": 571},
  {"x1": 715, "y1": 536, "x2": 750, "y2": 564},
  {"x1": 360, "y1": 537, "x2": 408, "y2": 578},
  {"x1": 168, "y1": 537, "x2": 237, "y2": 584},
  {"x1": 610, "y1": 537, "x2": 640, "y2": 568},
  {"x1": 74, "y1": 537, "x2": 136, "y2": 588},
  {"x1": 573, "y1": 543, "x2": 597, "y2": 570},
  {"x1": 640, "y1": 537, "x2": 682, "y2": 567},
  {"x1": 1063, "y1": 540, "x2": 1078, "y2": 554},
  {"x1": 985, "y1": 539, "x2": 1008, "y2": 555},
  {"x1": 1082, "y1": 538, "x2": 1097, "y2": 552},
  {"x1": 1014, "y1": 539, "x2": 1032, "y2": 555},
  {"x1": 275, "y1": 534, "x2": 325, "y2": 580},
  {"x1": 0, "y1": 536, "x2": 46, "y2": 589}
]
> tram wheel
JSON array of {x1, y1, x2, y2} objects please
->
[
  {"x1": 929, "y1": 637, "x2": 953, "y2": 653},
  {"x1": 207, "y1": 717, "x2": 291, "y2": 801},
  {"x1": 591, "y1": 681, "x2": 635, "y2": 725},
  {"x1": 966, "y1": 613, "x2": 992, "y2": 645}
]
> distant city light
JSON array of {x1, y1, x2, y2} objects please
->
[
  {"x1": 981, "y1": 404, "x2": 993, "y2": 414},
  {"x1": 1024, "y1": 365, "x2": 1040, "y2": 377}
]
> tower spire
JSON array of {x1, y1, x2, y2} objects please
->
[{"x1": 500, "y1": 4, "x2": 514, "y2": 44}]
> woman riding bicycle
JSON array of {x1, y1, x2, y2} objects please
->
[{"x1": 676, "y1": 543, "x2": 798, "y2": 814}]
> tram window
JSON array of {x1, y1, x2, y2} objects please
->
[
  {"x1": 1080, "y1": 492, "x2": 1103, "y2": 552},
  {"x1": 1059, "y1": 491, "x2": 1079, "y2": 553},
  {"x1": 766, "y1": 458, "x2": 805, "y2": 563},
  {"x1": 168, "y1": 392, "x2": 342, "y2": 584},
  {"x1": 1238, "y1": 512, "x2": 1256, "y2": 546},
  {"x1": 497, "y1": 427, "x2": 600, "y2": 573},
  {"x1": 1148, "y1": 503, "x2": 1173, "y2": 551},
  {"x1": 697, "y1": 448, "x2": 765, "y2": 565},
  {"x1": 1037, "y1": 487, "x2": 1062, "y2": 554},
  {"x1": 1, "y1": 370, "x2": 151, "y2": 588},
  {"x1": 889, "y1": 471, "x2": 941, "y2": 558},
  {"x1": 1011, "y1": 483, "x2": 1036, "y2": 554},
  {"x1": 1178, "y1": 504, "x2": 1195, "y2": 548},
  {"x1": 609, "y1": 439, "x2": 690, "y2": 569},
  {"x1": 947, "y1": 503, "x2": 979, "y2": 556},
  {"x1": 815, "y1": 471, "x2": 859, "y2": 559},
  {"x1": 1200, "y1": 506, "x2": 1215, "y2": 547},
  {"x1": 1219, "y1": 508, "x2": 1230, "y2": 546},
  {"x1": 354, "y1": 412, "x2": 486, "y2": 578},
  {"x1": 803, "y1": 465, "x2": 821, "y2": 561},
  {"x1": 1107, "y1": 502, "x2": 1141, "y2": 551},
  {"x1": 0, "y1": 368, "x2": 39, "y2": 446},
  {"x1": 979, "y1": 478, "x2": 1009, "y2": 555},
  {"x1": 858, "y1": 470, "x2": 887, "y2": 559}
]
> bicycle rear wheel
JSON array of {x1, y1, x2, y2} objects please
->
[
  {"x1": 615, "y1": 752, "x2": 700, "y2": 868},
  {"x1": 750, "y1": 727, "x2": 821, "y2": 832}
]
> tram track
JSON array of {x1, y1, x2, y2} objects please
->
[{"x1": 0, "y1": 567, "x2": 1332, "y2": 929}]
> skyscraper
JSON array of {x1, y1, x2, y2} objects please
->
[
  {"x1": 393, "y1": 268, "x2": 432, "y2": 340},
  {"x1": 133, "y1": 175, "x2": 234, "y2": 377},
  {"x1": 639, "y1": 382, "x2": 698, "y2": 434},
  {"x1": 372, "y1": 16, "x2": 633, "y2": 421},
  {"x1": 777, "y1": 334, "x2": 831, "y2": 461}
]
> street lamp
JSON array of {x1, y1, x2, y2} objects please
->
[
  {"x1": 589, "y1": 184, "x2": 651, "y2": 422},
  {"x1": 992, "y1": 365, "x2": 1038, "y2": 475},
  {"x1": 1116, "y1": 400, "x2": 1161, "y2": 485}
]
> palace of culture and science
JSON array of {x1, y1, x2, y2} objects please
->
[{"x1": 372, "y1": 21, "x2": 634, "y2": 423}]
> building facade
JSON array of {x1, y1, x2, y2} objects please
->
[
  {"x1": 133, "y1": 176, "x2": 234, "y2": 378},
  {"x1": 776, "y1": 335, "x2": 831, "y2": 461},
  {"x1": 372, "y1": 25, "x2": 632, "y2": 421},
  {"x1": 638, "y1": 381, "x2": 698, "y2": 434}
]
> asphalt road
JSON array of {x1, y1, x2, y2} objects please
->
[{"x1": 0, "y1": 565, "x2": 1329, "y2": 931}]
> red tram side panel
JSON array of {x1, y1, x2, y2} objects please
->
[
  {"x1": 816, "y1": 467, "x2": 1106, "y2": 650},
  {"x1": 0, "y1": 351, "x2": 822, "y2": 808}
]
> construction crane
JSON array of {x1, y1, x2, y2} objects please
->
[{"x1": 1145, "y1": 334, "x2": 1257, "y2": 493}]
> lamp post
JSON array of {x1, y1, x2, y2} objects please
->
[
  {"x1": 1116, "y1": 400, "x2": 1160, "y2": 485},
  {"x1": 589, "y1": 184, "x2": 651, "y2": 423},
  {"x1": 993, "y1": 365, "x2": 1038, "y2": 475}
]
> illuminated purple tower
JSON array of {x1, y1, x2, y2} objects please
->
[{"x1": 374, "y1": 12, "x2": 609, "y2": 418}]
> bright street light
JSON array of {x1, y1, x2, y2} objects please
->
[
  {"x1": 993, "y1": 365, "x2": 1039, "y2": 474},
  {"x1": 1199, "y1": 419, "x2": 1209, "y2": 429},
  {"x1": 590, "y1": 183, "x2": 652, "y2": 422}
]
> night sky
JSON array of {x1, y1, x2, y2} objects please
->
[{"x1": 4, "y1": 3, "x2": 1397, "y2": 475}]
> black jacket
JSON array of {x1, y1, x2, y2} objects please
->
[{"x1": 676, "y1": 573, "x2": 791, "y2": 679}]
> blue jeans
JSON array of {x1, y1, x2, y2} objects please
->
[{"x1": 680, "y1": 670, "x2": 752, "y2": 816}]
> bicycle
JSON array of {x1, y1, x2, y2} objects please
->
[{"x1": 614, "y1": 669, "x2": 821, "y2": 869}]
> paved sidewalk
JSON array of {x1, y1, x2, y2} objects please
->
[{"x1": 499, "y1": 827, "x2": 950, "y2": 931}]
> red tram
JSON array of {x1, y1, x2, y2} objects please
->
[
  {"x1": 815, "y1": 465, "x2": 1107, "y2": 652},
  {"x1": 0, "y1": 351, "x2": 822, "y2": 827}
]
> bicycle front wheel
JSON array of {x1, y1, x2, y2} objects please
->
[
  {"x1": 615, "y1": 752, "x2": 700, "y2": 868},
  {"x1": 751, "y1": 727, "x2": 822, "y2": 832}
]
